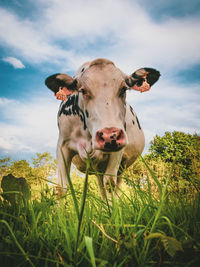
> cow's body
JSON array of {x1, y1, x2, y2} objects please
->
[{"x1": 45, "y1": 58, "x2": 160, "y2": 199}]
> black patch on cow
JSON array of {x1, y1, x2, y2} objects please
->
[
  {"x1": 131, "y1": 75, "x2": 145, "y2": 87},
  {"x1": 129, "y1": 105, "x2": 135, "y2": 116},
  {"x1": 45, "y1": 73, "x2": 62, "y2": 94},
  {"x1": 45, "y1": 74, "x2": 77, "y2": 94},
  {"x1": 136, "y1": 116, "x2": 141, "y2": 130},
  {"x1": 85, "y1": 109, "x2": 89, "y2": 118},
  {"x1": 119, "y1": 86, "x2": 127, "y2": 97},
  {"x1": 144, "y1": 68, "x2": 160, "y2": 86},
  {"x1": 132, "y1": 120, "x2": 135, "y2": 125},
  {"x1": 67, "y1": 79, "x2": 77, "y2": 90},
  {"x1": 58, "y1": 94, "x2": 87, "y2": 130},
  {"x1": 128, "y1": 68, "x2": 160, "y2": 88},
  {"x1": 124, "y1": 122, "x2": 126, "y2": 130}
]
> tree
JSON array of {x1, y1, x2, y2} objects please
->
[
  {"x1": 149, "y1": 132, "x2": 200, "y2": 163},
  {"x1": 148, "y1": 131, "x2": 200, "y2": 192},
  {"x1": 0, "y1": 152, "x2": 57, "y2": 200},
  {"x1": 0, "y1": 157, "x2": 11, "y2": 177},
  {"x1": 9, "y1": 160, "x2": 33, "y2": 178},
  {"x1": 32, "y1": 152, "x2": 57, "y2": 188}
]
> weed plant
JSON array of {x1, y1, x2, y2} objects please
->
[{"x1": 0, "y1": 157, "x2": 199, "y2": 266}]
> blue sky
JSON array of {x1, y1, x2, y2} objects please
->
[{"x1": 0, "y1": 0, "x2": 200, "y2": 160}]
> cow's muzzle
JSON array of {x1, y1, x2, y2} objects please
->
[{"x1": 95, "y1": 127, "x2": 126, "y2": 152}]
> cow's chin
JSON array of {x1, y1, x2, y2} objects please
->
[
  {"x1": 94, "y1": 143, "x2": 126, "y2": 153},
  {"x1": 101, "y1": 147, "x2": 124, "y2": 153}
]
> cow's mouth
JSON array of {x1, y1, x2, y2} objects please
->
[{"x1": 103, "y1": 140, "x2": 124, "y2": 152}]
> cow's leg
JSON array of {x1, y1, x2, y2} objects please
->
[
  {"x1": 56, "y1": 140, "x2": 72, "y2": 196},
  {"x1": 96, "y1": 174, "x2": 107, "y2": 200},
  {"x1": 103, "y1": 150, "x2": 123, "y2": 199},
  {"x1": 116, "y1": 159, "x2": 127, "y2": 194}
]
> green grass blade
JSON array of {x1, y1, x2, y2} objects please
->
[
  {"x1": 61, "y1": 150, "x2": 80, "y2": 219},
  {"x1": 0, "y1": 220, "x2": 35, "y2": 267},
  {"x1": 87, "y1": 155, "x2": 111, "y2": 216},
  {"x1": 161, "y1": 216, "x2": 176, "y2": 237},
  {"x1": 141, "y1": 156, "x2": 163, "y2": 198},
  {"x1": 75, "y1": 154, "x2": 90, "y2": 252},
  {"x1": 85, "y1": 236, "x2": 96, "y2": 267}
]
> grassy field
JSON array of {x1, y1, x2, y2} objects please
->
[{"x1": 0, "y1": 159, "x2": 200, "y2": 267}]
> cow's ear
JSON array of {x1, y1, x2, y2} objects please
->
[
  {"x1": 125, "y1": 68, "x2": 160, "y2": 92},
  {"x1": 45, "y1": 73, "x2": 77, "y2": 94}
]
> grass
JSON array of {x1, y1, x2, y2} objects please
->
[{"x1": 0, "y1": 158, "x2": 200, "y2": 266}]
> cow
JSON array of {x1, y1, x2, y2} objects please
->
[{"x1": 45, "y1": 58, "x2": 160, "y2": 199}]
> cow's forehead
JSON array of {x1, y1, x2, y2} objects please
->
[{"x1": 80, "y1": 61, "x2": 125, "y2": 90}]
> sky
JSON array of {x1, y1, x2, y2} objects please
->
[{"x1": 0, "y1": 0, "x2": 200, "y2": 161}]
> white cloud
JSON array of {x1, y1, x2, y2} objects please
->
[
  {"x1": 2, "y1": 56, "x2": 25, "y2": 69},
  {"x1": 0, "y1": 137, "x2": 12, "y2": 151},
  {"x1": 0, "y1": 96, "x2": 59, "y2": 158},
  {"x1": 0, "y1": 7, "x2": 89, "y2": 69},
  {"x1": 0, "y1": 98, "x2": 17, "y2": 106},
  {"x1": 0, "y1": 78, "x2": 199, "y2": 158},
  {"x1": 127, "y1": 80, "x2": 200, "y2": 146},
  {"x1": 0, "y1": 1, "x2": 199, "y2": 71},
  {"x1": 0, "y1": 0, "x2": 199, "y2": 158}
]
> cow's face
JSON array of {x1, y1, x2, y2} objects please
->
[
  {"x1": 45, "y1": 58, "x2": 160, "y2": 152},
  {"x1": 77, "y1": 60, "x2": 128, "y2": 151}
]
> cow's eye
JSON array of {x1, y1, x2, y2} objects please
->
[
  {"x1": 119, "y1": 87, "x2": 127, "y2": 97},
  {"x1": 81, "y1": 88, "x2": 87, "y2": 95},
  {"x1": 79, "y1": 87, "x2": 91, "y2": 99}
]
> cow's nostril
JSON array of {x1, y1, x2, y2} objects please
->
[
  {"x1": 116, "y1": 130, "x2": 123, "y2": 140},
  {"x1": 97, "y1": 132, "x2": 104, "y2": 141},
  {"x1": 110, "y1": 134, "x2": 116, "y2": 139}
]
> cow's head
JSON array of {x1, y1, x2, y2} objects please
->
[{"x1": 45, "y1": 58, "x2": 160, "y2": 152}]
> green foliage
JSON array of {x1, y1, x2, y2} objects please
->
[
  {"x1": 0, "y1": 131, "x2": 200, "y2": 265},
  {"x1": 0, "y1": 163, "x2": 199, "y2": 266},
  {"x1": 0, "y1": 157, "x2": 11, "y2": 177},
  {"x1": 32, "y1": 152, "x2": 57, "y2": 185},
  {"x1": 0, "y1": 152, "x2": 57, "y2": 200},
  {"x1": 9, "y1": 160, "x2": 33, "y2": 178},
  {"x1": 125, "y1": 132, "x2": 200, "y2": 199},
  {"x1": 148, "y1": 131, "x2": 200, "y2": 182},
  {"x1": 145, "y1": 232, "x2": 183, "y2": 257},
  {"x1": 149, "y1": 131, "x2": 200, "y2": 161}
]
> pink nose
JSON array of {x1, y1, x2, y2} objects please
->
[{"x1": 95, "y1": 127, "x2": 126, "y2": 151}]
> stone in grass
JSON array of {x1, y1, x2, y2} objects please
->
[{"x1": 1, "y1": 174, "x2": 31, "y2": 204}]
